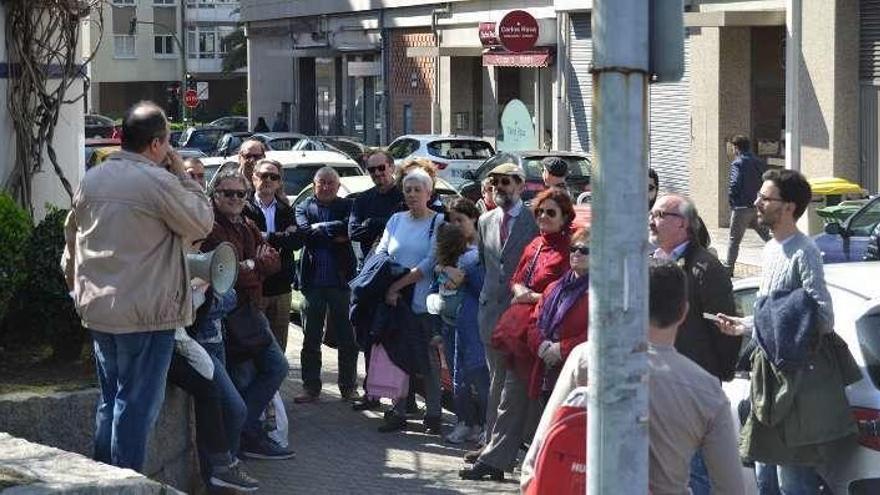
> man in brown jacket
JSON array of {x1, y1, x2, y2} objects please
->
[{"x1": 62, "y1": 101, "x2": 214, "y2": 471}]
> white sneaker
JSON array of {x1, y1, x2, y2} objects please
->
[
  {"x1": 445, "y1": 422, "x2": 471, "y2": 444},
  {"x1": 466, "y1": 425, "x2": 484, "y2": 443}
]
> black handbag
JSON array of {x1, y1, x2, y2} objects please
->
[{"x1": 223, "y1": 303, "x2": 273, "y2": 362}]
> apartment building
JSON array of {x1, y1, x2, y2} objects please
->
[{"x1": 86, "y1": 0, "x2": 245, "y2": 121}]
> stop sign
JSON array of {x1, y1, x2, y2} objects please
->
[{"x1": 184, "y1": 89, "x2": 199, "y2": 108}]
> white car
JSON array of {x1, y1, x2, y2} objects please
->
[
  {"x1": 726, "y1": 262, "x2": 880, "y2": 494},
  {"x1": 203, "y1": 149, "x2": 364, "y2": 195},
  {"x1": 386, "y1": 134, "x2": 495, "y2": 180}
]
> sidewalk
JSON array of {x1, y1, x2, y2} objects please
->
[
  {"x1": 241, "y1": 327, "x2": 519, "y2": 494},
  {"x1": 704, "y1": 226, "x2": 766, "y2": 278}
]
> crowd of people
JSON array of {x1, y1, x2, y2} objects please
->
[{"x1": 62, "y1": 100, "x2": 858, "y2": 495}]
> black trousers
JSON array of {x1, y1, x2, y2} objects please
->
[{"x1": 167, "y1": 353, "x2": 230, "y2": 466}]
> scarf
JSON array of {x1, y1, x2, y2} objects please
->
[{"x1": 537, "y1": 269, "x2": 590, "y2": 342}]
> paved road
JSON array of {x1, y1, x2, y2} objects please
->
[{"x1": 241, "y1": 323, "x2": 520, "y2": 495}]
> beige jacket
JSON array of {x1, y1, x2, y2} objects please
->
[{"x1": 62, "y1": 150, "x2": 214, "y2": 333}]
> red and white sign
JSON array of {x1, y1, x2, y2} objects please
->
[
  {"x1": 479, "y1": 22, "x2": 500, "y2": 47},
  {"x1": 498, "y1": 10, "x2": 539, "y2": 53},
  {"x1": 184, "y1": 89, "x2": 199, "y2": 109}
]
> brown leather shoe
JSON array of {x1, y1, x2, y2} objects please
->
[
  {"x1": 463, "y1": 445, "x2": 484, "y2": 464},
  {"x1": 293, "y1": 391, "x2": 319, "y2": 404}
]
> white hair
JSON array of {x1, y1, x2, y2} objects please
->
[{"x1": 402, "y1": 167, "x2": 434, "y2": 191}]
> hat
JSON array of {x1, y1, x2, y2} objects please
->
[
  {"x1": 488, "y1": 163, "x2": 526, "y2": 181},
  {"x1": 542, "y1": 157, "x2": 569, "y2": 178}
]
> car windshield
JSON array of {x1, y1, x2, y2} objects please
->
[
  {"x1": 268, "y1": 138, "x2": 303, "y2": 151},
  {"x1": 282, "y1": 165, "x2": 362, "y2": 195},
  {"x1": 521, "y1": 156, "x2": 592, "y2": 179},
  {"x1": 848, "y1": 198, "x2": 880, "y2": 237},
  {"x1": 427, "y1": 140, "x2": 494, "y2": 160},
  {"x1": 188, "y1": 129, "x2": 225, "y2": 148}
]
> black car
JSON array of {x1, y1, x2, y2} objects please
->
[
  {"x1": 460, "y1": 150, "x2": 592, "y2": 202},
  {"x1": 178, "y1": 126, "x2": 231, "y2": 155},
  {"x1": 85, "y1": 114, "x2": 116, "y2": 139},
  {"x1": 216, "y1": 131, "x2": 255, "y2": 158}
]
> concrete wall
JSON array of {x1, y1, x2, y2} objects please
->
[
  {"x1": 0, "y1": 387, "x2": 199, "y2": 493},
  {"x1": 246, "y1": 29, "x2": 295, "y2": 132}
]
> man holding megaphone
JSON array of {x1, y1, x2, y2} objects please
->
[{"x1": 202, "y1": 169, "x2": 294, "y2": 461}]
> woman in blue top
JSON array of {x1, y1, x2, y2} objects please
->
[{"x1": 374, "y1": 165, "x2": 444, "y2": 434}]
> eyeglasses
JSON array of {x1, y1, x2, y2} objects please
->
[
  {"x1": 256, "y1": 172, "x2": 280, "y2": 182},
  {"x1": 535, "y1": 207, "x2": 559, "y2": 218},
  {"x1": 216, "y1": 189, "x2": 247, "y2": 199},
  {"x1": 367, "y1": 164, "x2": 386, "y2": 174},
  {"x1": 241, "y1": 153, "x2": 265, "y2": 161},
  {"x1": 569, "y1": 245, "x2": 590, "y2": 255},
  {"x1": 649, "y1": 210, "x2": 684, "y2": 220},
  {"x1": 490, "y1": 176, "x2": 513, "y2": 187},
  {"x1": 756, "y1": 192, "x2": 785, "y2": 203}
]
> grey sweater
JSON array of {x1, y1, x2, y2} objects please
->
[{"x1": 757, "y1": 231, "x2": 834, "y2": 334}]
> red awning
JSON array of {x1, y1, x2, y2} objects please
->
[{"x1": 482, "y1": 48, "x2": 553, "y2": 68}]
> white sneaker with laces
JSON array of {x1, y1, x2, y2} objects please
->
[{"x1": 445, "y1": 422, "x2": 471, "y2": 444}]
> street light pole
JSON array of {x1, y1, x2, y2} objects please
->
[{"x1": 588, "y1": 0, "x2": 651, "y2": 492}]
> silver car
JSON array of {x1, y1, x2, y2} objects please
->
[{"x1": 726, "y1": 262, "x2": 880, "y2": 494}]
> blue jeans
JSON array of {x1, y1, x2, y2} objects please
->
[
  {"x1": 91, "y1": 329, "x2": 175, "y2": 472},
  {"x1": 228, "y1": 334, "x2": 289, "y2": 438},
  {"x1": 200, "y1": 341, "x2": 247, "y2": 456},
  {"x1": 689, "y1": 451, "x2": 711, "y2": 495},
  {"x1": 755, "y1": 462, "x2": 819, "y2": 495},
  {"x1": 441, "y1": 322, "x2": 489, "y2": 426}
]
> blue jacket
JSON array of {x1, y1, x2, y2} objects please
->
[
  {"x1": 728, "y1": 152, "x2": 766, "y2": 208},
  {"x1": 188, "y1": 288, "x2": 238, "y2": 344},
  {"x1": 349, "y1": 252, "x2": 409, "y2": 349},
  {"x1": 295, "y1": 196, "x2": 356, "y2": 290},
  {"x1": 454, "y1": 248, "x2": 487, "y2": 372}
]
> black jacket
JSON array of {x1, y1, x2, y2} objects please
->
[
  {"x1": 728, "y1": 152, "x2": 766, "y2": 208},
  {"x1": 348, "y1": 252, "x2": 409, "y2": 350},
  {"x1": 348, "y1": 185, "x2": 404, "y2": 258},
  {"x1": 676, "y1": 242, "x2": 741, "y2": 381},
  {"x1": 295, "y1": 196, "x2": 356, "y2": 290},
  {"x1": 243, "y1": 197, "x2": 301, "y2": 296}
]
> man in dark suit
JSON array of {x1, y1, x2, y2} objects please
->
[
  {"x1": 294, "y1": 167, "x2": 358, "y2": 404},
  {"x1": 243, "y1": 158, "x2": 301, "y2": 351},
  {"x1": 464, "y1": 163, "x2": 538, "y2": 464}
]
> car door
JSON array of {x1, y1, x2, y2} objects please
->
[{"x1": 843, "y1": 198, "x2": 880, "y2": 261}]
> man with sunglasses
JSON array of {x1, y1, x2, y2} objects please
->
[
  {"x1": 348, "y1": 149, "x2": 404, "y2": 410},
  {"x1": 237, "y1": 138, "x2": 267, "y2": 186},
  {"x1": 649, "y1": 193, "x2": 738, "y2": 495},
  {"x1": 244, "y1": 159, "x2": 301, "y2": 352},
  {"x1": 62, "y1": 101, "x2": 214, "y2": 471},
  {"x1": 465, "y1": 162, "x2": 538, "y2": 463}
]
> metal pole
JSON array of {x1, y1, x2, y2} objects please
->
[
  {"x1": 588, "y1": 0, "x2": 650, "y2": 493},
  {"x1": 180, "y1": 0, "x2": 188, "y2": 124},
  {"x1": 785, "y1": 0, "x2": 801, "y2": 171}
]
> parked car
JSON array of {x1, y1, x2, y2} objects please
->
[
  {"x1": 386, "y1": 134, "x2": 495, "y2": 180},
  {"x1": 84, "y1": 138, "x2": 120, "y2": 170},
  {"x1": 251, "y1": 132, "x2": 308, "y2": 152},
  {"x1": 216, "y1": 131, "x2": 255, "y2": 158},
  {"x1": 208, "y1": 116, "x2": 249, "y2": 132},
  {"x1": 170, "y1": 130, "x2": 184, "y2": 147},
  {"x1": 176, "y1": 148, "x2": 208, "y2": 160},
  {"x1": 293, "y1": 136, "x2": 370, "y2": 164},
  {"x1": 178, "y1": 126, "x2": 230, "y2": 155},
  {"x1": 725, "y1": 262, "x2": 880, "y2": 494},
  {"x1": 85, "y1": 114, "x2": 117, "y2": 139},
  {"x1": 815, "y1": 195, "x2": 880, "y2": 263},
  {"x1": 458, "y1": 150, "x2": 592, "y2": 203}
]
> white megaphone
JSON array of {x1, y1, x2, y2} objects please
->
[{"x1": 187, "y1": 242, "x2": 238, "y2": 295}]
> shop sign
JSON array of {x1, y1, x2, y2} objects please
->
[
  {"x1": 497, "y1": 99, "x2": 537, "y2": 152},
  {"x1": 482, "y1": 50, "x2": 553, "y2": 68},
  {"x1": 498, "y1": 10, "x2": 539, "y2": 53},
  {"x1": 479, "y1": 22, "x2": 500, "y2": 47},
  {"x1": 348, "y1": 61, "x2": 381, "y2": 77}
]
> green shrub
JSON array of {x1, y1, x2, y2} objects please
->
[
  {"x1": 0, "y1": 193, "x2": 31, "y2": 321},
  {"x1": 231, "y1": 99, "x2": 248, "y2": 116},
  {"x1": 1, "y1": 206, "x2": 85, "y2": 361}
]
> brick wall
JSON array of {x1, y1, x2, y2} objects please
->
[{"x1": 388, "y1": 29, "x2": 435, "y2": 138}]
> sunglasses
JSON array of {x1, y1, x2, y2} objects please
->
[
  {"x1": 649, "y1": 210, "x2": 684, "y2": 220},
  {"x1": 256, "y1": 172, "x2": 280, "y2": 181},
  {"x1": 241, "y1": 153, "x2": 265, "y2": 161},
  {"x1": 490, "y1": 176, "x2": 513, "y2": 187},
  {"x1": 216, "y1": 189, "x2": 247, "y2": 199},
  {"x1": 535, "y1": 207, "x2": 559, "y2": 218},
  {"x1": 570, "y1": 245, "x2": 590, "y2": 255},
  {"x1": 367, "y1": 165, "x2": 386, "y2": 174}
]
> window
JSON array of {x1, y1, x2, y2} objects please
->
[
  {"x1": 427, "y1": 140, "x2": 494, "y2": 160},
  {"x1": 113, "y1": 35, "x2": 136, "y2": 58},
  {"x1": 154, "y1": 0, "x2": 175, "y2": 4},
  {"x1": 388, "y1": 139, "x2": 418, "y2": 159},
  {"x1": 112, "y1": 0, "x2": 135, "y2": 4},
  {"x1": 154, "y1": 35, "x2": 175, "y2": 56},
  {"x1": 187, "y1": 25, "x2": 233, "y2": 59},
  {"x1": 402, "y1": 104, "x2": 412, "y2": 135},
  {"x1": 848, "y1": 198, "x2": 880, "y2": 237}
]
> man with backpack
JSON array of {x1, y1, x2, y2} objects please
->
[{"x1": 521, "y1": 261, "x2": 744, "y2": 494}]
